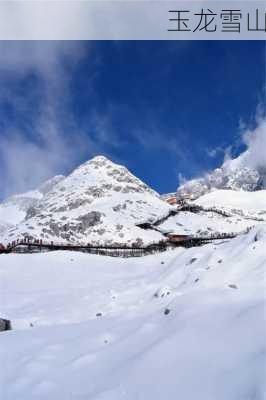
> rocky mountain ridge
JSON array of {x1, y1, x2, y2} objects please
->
[
  {"x1": 1, "y1": 153, "x2": 265, "y2": 246},
  {"x1": 0, "y1": 175, "x2": 65, "y2": 229},
  {"x1": 177, "y1": 149, "x2": 266, "y2": 200},
  {"x1": 1, "y1": 156, "x2": 170, "y2": 246}
]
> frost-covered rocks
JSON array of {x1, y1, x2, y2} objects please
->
[
  {"x1": 0, "y1": 175, "x2": 65, "y2": 230},
  {"x1": 225, "y1": 167, "x2": 260, "y2": 191},
  {"x1": 176, "y1": 143, "x2": 266, "y2": 201},
  {"x1": 177, "y1": 166, "x2": 263, "y2": 201},
  {"x1": 177, "y1": 178, "x2": 209, "y2": 201},
  {"x1": 2, "y1": 156, "x2": 170, "y2": 245}
]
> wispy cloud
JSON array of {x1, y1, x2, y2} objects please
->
[
  {"x1": 206, "y1": 145, "x2": 225, "y2": 159},
  {"x1": 240, "y1": 117, "x2": 266, "y2": 171},
  {"x1": 0, "y1": 42, "x2": 98, "y2": 199},
  {"x1": 206, "y1": 117, "x2": 266, "y2": 176},
  {"x1": 206, "y1": 108, "x2": 266, "y2": 173}
]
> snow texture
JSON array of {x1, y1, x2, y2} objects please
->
[
  {"x1": 0, "y1": 175, "x2": 64, "y2": 231},
  {"x1": 0, "y1": 224, "x2": 265, "y2": 399}
]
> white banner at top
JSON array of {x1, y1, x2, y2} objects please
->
[{"x1": 0, "y1": 1, "x2": 265, "y2": 40}]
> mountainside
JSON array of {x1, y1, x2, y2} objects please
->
[
  {"x1": 160, "y1": 189, "x2": 266, "y2": 237},
  {"x1": 2, "y1": 156, "x2": 170, "y2": 245},
  {"x1": 2, "y1": 155, "x2": 266, "y2": 246},
  {"x1": 195, "y1": 189, "x2": 266, "y2": 214},
  {"x1": 0, "y1": 175, "x2": 64, "y2": 225},
  {"x1": 0, "y1": 175, "x2": 64, "y2": 235},
  {"x1": 177, "y1": 148, "x2": 266, "y2": 200}
]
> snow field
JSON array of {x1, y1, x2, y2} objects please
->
[{"x1": 0, "y1": 225, "x2": 265, "y2": 400}]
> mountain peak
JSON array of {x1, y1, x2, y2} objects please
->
[
  {"x1": 83, "y1": 155, "x2": 117, "y2": 168},
  {"x1": 1, "y1": 156, "x2": 169, "y2": 245},
  {"x1": 90, "y1": 155, "x2": 111, "y2": 163},
  {"x1": 73, "y1": 155, "x2": 121, "y2": 176}
]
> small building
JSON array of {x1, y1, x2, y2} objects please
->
[
  {"x1": 161, "y1": 193, "x2": 178, "y2": 205},
  {"x1": 167, "y1": 234, "x2": 190, "y2": 243},
  {"x1": 166, "y1": 197, "x2": 177, "y2": 205}
]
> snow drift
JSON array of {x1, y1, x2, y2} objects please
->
[{"x1": 0, "y1": 224, "x2": 265, "y2": 399}]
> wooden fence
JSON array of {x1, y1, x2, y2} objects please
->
[{"x1": 1, "y1": 233, "x2": 238, "y2": 257}]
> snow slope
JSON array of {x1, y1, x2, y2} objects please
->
[
  {"x1": 0, "y1": 190, "x2": 42, "y2": 225},
  {"x1": 0, "y1": 175, "x2": 64, "y2": 229},
  {"x1": 196, "y1": 189, "x2": 266, "y2": 215},
  {"x1": 158, "y1": 208, "x2": 261, "y2": 236},
  {"x1": 156, "y1": 189, "x2": 266, "y2": 236},
  {"x1": 0, "y1": 225, "x2": 265, "y2": 400}
]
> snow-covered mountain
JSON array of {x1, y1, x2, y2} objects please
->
[
  {"x1": 177, "y1": 148, "x2": 266, "y2": 201},
  {"x1": 1, "y1": 155, "x2": 265, "y2": 400},
  {"x1": 160, "y1": 189, "x2": 266, "y2": 237},
  {"x1": 38, "y1": 175, "x2": 66, "y2": 196},
  {"x1": 1, "y1": 156, "x2": 170, "y2": 245},
  {"x1": 2, "y1": 155, "x2": 265, "y2": 245},
  {"x1": 0, "y1": 175, "x2": 64, "y2": 235}
]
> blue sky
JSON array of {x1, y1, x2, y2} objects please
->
[{"x1": 0, "y1": 41, "x2": 265, "y2": 199}]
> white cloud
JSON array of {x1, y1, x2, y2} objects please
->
[
  {"x1": 206, "y1": 145, "x2": 227, "y2": 159},
  {"x1": 0, "y1": 42, "x2": 96, "y2": 199},
  {"x1": 241, "y1": 118, "x2": 266, "y2": 171},
  {"x1": 222, "y1": 117, "x2": 266, "y2": 174},
  {"x1": 178, "y1": 173, "x2": 187, "y2": 186},
  {"x1": 207, "y1": 118, "x2": 266, "y2": 175}
]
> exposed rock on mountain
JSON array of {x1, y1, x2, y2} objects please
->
[
  {"x1": 0, "y1": 175, "x2": 65, "y2": 229},
  {"x1": 177, "y1": 149, "x2": 266, "y2": 201},
  {"x1": 1, "y1": 156, "x2": 170, "y2": 245}
]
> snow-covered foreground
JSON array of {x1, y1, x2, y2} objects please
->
[{"x1": 1, "y1": 226, "x2": 266, "y2": 400}]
